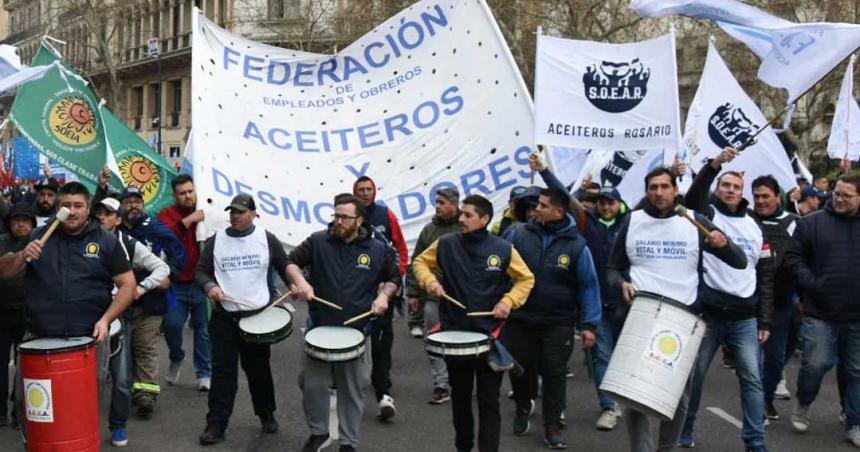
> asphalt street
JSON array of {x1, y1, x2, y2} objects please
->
[{"x1": 1, "y1": 301, "x2": 854, "y2": 452}]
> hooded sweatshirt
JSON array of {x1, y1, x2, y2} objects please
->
[{"x1": 353, "y1": 176, "x2": 408, "y2": 275}]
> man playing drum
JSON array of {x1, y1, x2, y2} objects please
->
[
  {"x1": 606, "y1": 168, "x2": 747, "y2": 452},
  {"x1": 286, "y1": 194, "x2": 400, "y2": 452},
  {"x1": 413, "y1": 194, "x2": 535, "y2": 452},
  {"x1": 194, "y1": 194, "x2": 291, "y2": 445}
]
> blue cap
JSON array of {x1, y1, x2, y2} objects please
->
[
  {"x1": 597, "y1": 187, "x2": 622, "y2": 202},
  {"x1": 509, "y1": 185, "x2": 528, "y2": 200},
  {"x1": 799, "y1": 186, "x2": 820, "y2": 201},
  {"x1": 120, "y1": 186, "x2": 144, "y2": 201}
]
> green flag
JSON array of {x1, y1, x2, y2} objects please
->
[
  {"x1": 10, "y1": 43, "x2": 106, "y2": 186},
  {"x1": 101, "y1": 108, "x2": 177, "y2": 214}
]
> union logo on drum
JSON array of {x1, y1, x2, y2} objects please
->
[
  {"x1": 24, "y1": 379, "x2": 53, "y2": 423},
  {"x1": 583, "y1": 58, "x2": 650, "y2": 113},
  {"x1": 646, "y1": 330, "x2": 683, "y2": 369}
]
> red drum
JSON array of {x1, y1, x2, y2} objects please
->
[{"x1": 19, "y1": 336, "x2": 100, "y2": 452}]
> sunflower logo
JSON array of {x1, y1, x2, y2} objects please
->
[
  {"x1": 48, "y1": 96, "x2": 97, "y2": 146},
  {"x1": 84, "y1": 242, "x2": 100, "y2": 258},
  {"x1": 356, "y1": 254, "x2": 371, "y2": 269},
  {"x1": 557, "y1": 254, "x2": 570, "y2": 268},
  {"x1": 486, "y1": 255, "x2": 501, "y2": 271},
  {"x1": 648, "y1": 330, "x2": 683, "y2": 368},
  {"x1": 118, "y1": 155, "x2": 161, "y2": 203}
]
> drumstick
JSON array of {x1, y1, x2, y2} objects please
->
[
  {"x1": 25, "y1": 207, "x2": 70, "y2": 263},
  {"x1": 674, "y1": 205, "x2": 711, "y2": 236},
  {"x1": 466, "y1": 311, "x2": 495, "y2": 317},
  {"x1": 343, "y1": 309, "x2": 374, "y2": 325},
  {"x1": 312, "y1": 296, "x2": 343, "y2": 311},
  {"x1": 442, "y1": 294, "x2": 466, "y2": 310},
  {"x1": 257, "y1": 289, "x2": 297, "y2": 315}
]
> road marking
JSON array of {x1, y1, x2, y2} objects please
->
[{"x1": 706, "y1": 407, "x2": 743, "y2": 429}]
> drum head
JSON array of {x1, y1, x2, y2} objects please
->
[
  {"x1": 109, "y1": 319, "x2": 121, "y2": 337},
  {"x1": 305, "y1": 326, "x2": 364, "y2": 350},
  {"x1": 427, "y1": 331, "x2": 489, "y2": 344},
  {"x1": 19, "y1": 336, "x2": 95, "y2": 354},
  {"x1": 239, "y1": 306, "x2": 293, "y2": 334}
]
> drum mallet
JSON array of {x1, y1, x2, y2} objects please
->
[
  {"x1": 344, "y1": 309, "x2": 374, "y2": 325},
  {"x1": 442, "y1": 294, "x2": 466, "y2": 310},
  {"x1": 25, "y1": 207, "x2": 70, "y2": 263},
  {"x1": 674, "y1": 206, "x2": 711, "y2": 236},
  {"x1": 312, "y1": 296, "x2": 343, "y2": 311},
  {"x1": 466, "y1": 311, "x2": 495, "y2": 317}
]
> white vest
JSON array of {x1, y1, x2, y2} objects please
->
[
  {"x1": 213, "y1": 227, "x2": 270, "y2": 312},
  {"x1": 702, "y1": 208, "x2": 762, "y2": 298},
  {"x1": 626, "y1": 210, "x2": 701, "y2": 305}
]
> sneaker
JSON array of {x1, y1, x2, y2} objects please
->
[
  {"x1": 791, "y1": 404, "x2": 811, "y2": 433},
  {"x1": 544, "y1": 424, "x2": 567, "y2": 449},
  {"x1": 513, "y1": 404, "x2": 532, "y2": 436},
  {"x1": 409, "y1": 326, "x2": 423, "y2": 338},
  {"x1": 428, "y1": 387, "x2": 450, "y2": 405},
  {"x1": 766, "y1": 402, "x2": 780, "y2": 420},
  {"x1": 378, "y1": 394, "x2": 396, "y2": 420},
  {"x1": 165, "y1": 361, "x2": 181, "y2": 385},
  {"x1": 596, "y1": 403, "x2": 621, "y2": 431},
  {"x1": 302, "y1": 433, "x2": 332, "y2": 452},
  {"x1": 338, "y1": 445, "x2": 356, "y2": 452},
  {"x1": 197, "y1": 377, "x2": 211, "y2": 392},
  {"x1": 260, "y1": 413, "x2": 278, "y2": 433},
  {"x1": 774, "y1": 379, "x2": 791, "y2": 400},
  {"x1": 560, "y1": 411, "x2": 566, "y2": 429},
  {"x1": 199, "y1": 423, "x2": 225, "y2": 445},
  {"x1": 111, "y1": 428, "x2": 129, "y2": 447},
  {"x1": 508, "y1": 389, "x2": 515, "y2": 399},
  {"x1": 678, "y1": 422, "x2": 695, "y2": 448},
  {"x1": 847, "y1": 425, "x2": 860, "y2": 448},
  {"x1": 135, "y1": 395, "x2": 155, "y2": 417},
  {"x1": 721, "y1": 347, "x2": 736, "y2": 369},
  {"x1": 565, "y1": 368, "x2": 575, "y2": 379}
]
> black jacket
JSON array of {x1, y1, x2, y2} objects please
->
[
  {"x1": 786, "y1": 201, "x2": 860, "y2": 323},
  {"x1": 0, "y1": 233, "x2": 28, "y2": 328},
  {"x1": 286, "y1": 223, "x2": 400, "y2": 330},
  {"x1": 750, "y1": 208, "x2": 797, "y2": 310},
  {"x1": 683, "y1": 163, "x2": 775, "y2": 329},
  {"x1": 581, "y1": 208, "x2": 630, "y2": 308}
]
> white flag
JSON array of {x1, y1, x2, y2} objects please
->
[
  {"x1": 553, "y1": 148, "x2": 664, "y2": 205},
  {"x1": 534, "y1": 32, "x2": 682, "y2": 152},
  {"x1": 826, "y1": 55, "x2": 860, "y2": 160},
  {"x1": 631, "y1": 0, "x2": 791, "y2": 28},
  {"x1": 683, "y1": 42, "x2": 796, "y2": 199}
]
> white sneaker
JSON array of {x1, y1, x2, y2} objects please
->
[
  {"x1": 774, "y1": 378, "x2": 791, "y2": 400},
  {"x1": 791, "y1": 404, "x2": 811, "y2": 433},
  {"x1": 378, "y1": 394, "x2": 396, "y2": 420},
  {"x1": 165, "y1": 361, "x2": 181, "y2": 385},
  {"x1": 197, "y1": 377, "x2": 211, "y2": 392},
  {"x1": 596, "y1": 403, "x2": 622, "y2": 431},
  {"x1": 847, "y1": 425, "x2": 860, "y2": 448},
  {"x1": 409, "y1": 326, "x2": 423, "y2": 338}
]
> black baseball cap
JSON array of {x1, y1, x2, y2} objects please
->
[
  {"x1": 597, "y1": 187, "x2": 622, "y2": 202},
  {"x1": 225, "y1": 194, "x2": 256, "y2": 212},
  {"x1": 120, "y1": 186, "x2": 144, "y2": 201},
  {"x1": 509, "y1": 186, "x2": 527, "y2": 200},
  {"x1": 34, "y1": 177, "x2": 60, "y2": 192}
]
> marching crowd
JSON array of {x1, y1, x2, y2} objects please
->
[{"x1": 0, "y1": 146, "x2": 857, "y2": 452}]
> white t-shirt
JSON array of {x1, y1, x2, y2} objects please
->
[{"x1": 213, "y1": 227, "x2": 270, "y2": 312}]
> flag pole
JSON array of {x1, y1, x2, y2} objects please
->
[{"x1": 531, "y1": 26, "x2": 544, "y2": 185}]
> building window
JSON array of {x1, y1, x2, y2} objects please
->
[
  {"x1": 133, "y1": 87, "x2": 144, "y2": 130},
  {"x1": 150, "y1": 83, "x2": 161, "y2": 128},
  {"x1": 170, "y1": 80, "x2": 182, "y2": 127},
  {"x1": 169, "y1": 146, "x2": 180, "y2": 158},
  {"x1": 269, "y1": 0, "x2": 301, "y2": 19}
]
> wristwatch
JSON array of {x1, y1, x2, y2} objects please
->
[{"x1": 138, "y1": 280, "x2": 153, "y2": 292}]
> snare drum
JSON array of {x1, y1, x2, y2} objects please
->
[
  {"x1": 303, "y1": 326, "x2": 365, "y2": 362},
  {"x1": 425, "y1": 331, "x2": 492, "y2": 359},
  {"x1": 239, "y1": 306, "x2": 293, "y2": 344}
]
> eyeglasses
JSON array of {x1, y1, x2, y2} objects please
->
[
  {"x1": 331, "y1": 214, "x2": 359, "y2": 222},
  {"x1": 833, "y1": 191, "x2": 859, "y2": 200}
]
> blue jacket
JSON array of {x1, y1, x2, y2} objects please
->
[
  {"x1": 506, "y1": 215, "x2": 601, "y2": 330},
  {"x1": 121, "y1": 214, "x2": 186, "y2": 314}
]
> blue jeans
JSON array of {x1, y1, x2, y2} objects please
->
[
  {"x1": 762, "y1": 306, "x2": 791, "y2": 404},
  {"x1": 594, "y1": 304, "x2": 627, "y2": 410},
  {"x1": 163, "y1": 282, "x2": 211, "y2": 378},
  {"x1": 796, "y1": 317, "x2": 860, "y2": 430},
  {"x1": 109, "y1": 317, "x2": 133, "y2": 430},
  {"x1": 684, "y1": 316, "x2": 765, "y2": 448}
]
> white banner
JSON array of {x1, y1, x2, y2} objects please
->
[
  {"x1": 553, "y1": 148, "x2": 665, "y2": 205},
  {"x1": 533, "y1": 32, "x2": 681, "y2": 152},
  {"x1": 191, "y1": 1, "x2": 536, "y2": 249},
  {"x1": 684, "y1": 42, "x2": 796, "y2": 199},
  {"x1": 631, "y1": 0, "x2": 791, "y2": 28},
  {"x1": 826, "y1": 55, "x2": 860, "y2": 160}
]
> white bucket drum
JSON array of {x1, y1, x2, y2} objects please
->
[
  {"x1": 304, "y1": 326, "x2": 365, "y2": 362},
  {"x1": 425, "y1": 331, "x2": 492, "y2": 359},
  {"x1": 599, "y1": 291, "x2": 706, "y2": 420}
]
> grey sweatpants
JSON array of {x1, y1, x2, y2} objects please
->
[
  {"x1": 625, "y1": 375, "x2": 692, "y2": 452},
  {"x1": 424, "y1": 300, "x2": 449, "y2": 390},
  {"x1": 299, "y1": 338, "x2": 371, "y2": 447}
]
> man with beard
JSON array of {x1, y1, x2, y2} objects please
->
[
  {"x1": 118, "y1": 186, "x2": 185, "y2": 417},
  {"x1": 405, "y1": 187, "x2": 460, "y2": 404},
  {"x1": 0, "y1": 203, "x2": 36, "y2": 427},
  {"x1": 505, "y1": 187, "x2": 601, "y2": 448},
  {"x1": 606, "y1": 168, "x2": 747, "y2": 452},
  {"x1": 158, "y1": 174, "x2": 211, "y2": 391},
  {"x1": 679, "y1": 148, "x2": 775, "y2": 452},
  {"x1": 32, "y1": 177, "x2": 59, "y2": 226},
  {"x1": 94, "y1": 197, "x2": 170, "y2": 447},
  {"x1": 352, "y1": 176, "x2": 407, "y2": 420},
  {"x1": 413, "y1": 194, "x2": 534, "y2": 452},
  {"x1": 195, "y1": 194, "x2": 291, "y2": 445},
  {"x1": 287, "y1": 194, "x2": 400, "y2": 452}
]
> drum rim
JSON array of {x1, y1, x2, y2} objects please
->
[
  {"x1": 425, "y1": 330, "x2": 491, "y2": 347},
  {"x1": 18, "y1": 336, "x2": 96, "y2": 354},
  {"x1": 238, "y1": 307, "x2": 294, "y2": 335},
  {"x1": 240, "y1": 324, "x2": 293, "y2": 342},
  {"x1": 304, "y1": 342, "x2": 366, "y2": 362}
]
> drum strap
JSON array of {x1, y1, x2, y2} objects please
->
[{"x1": 490, "y1": 321, "x2": 505, "y2": 340}]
